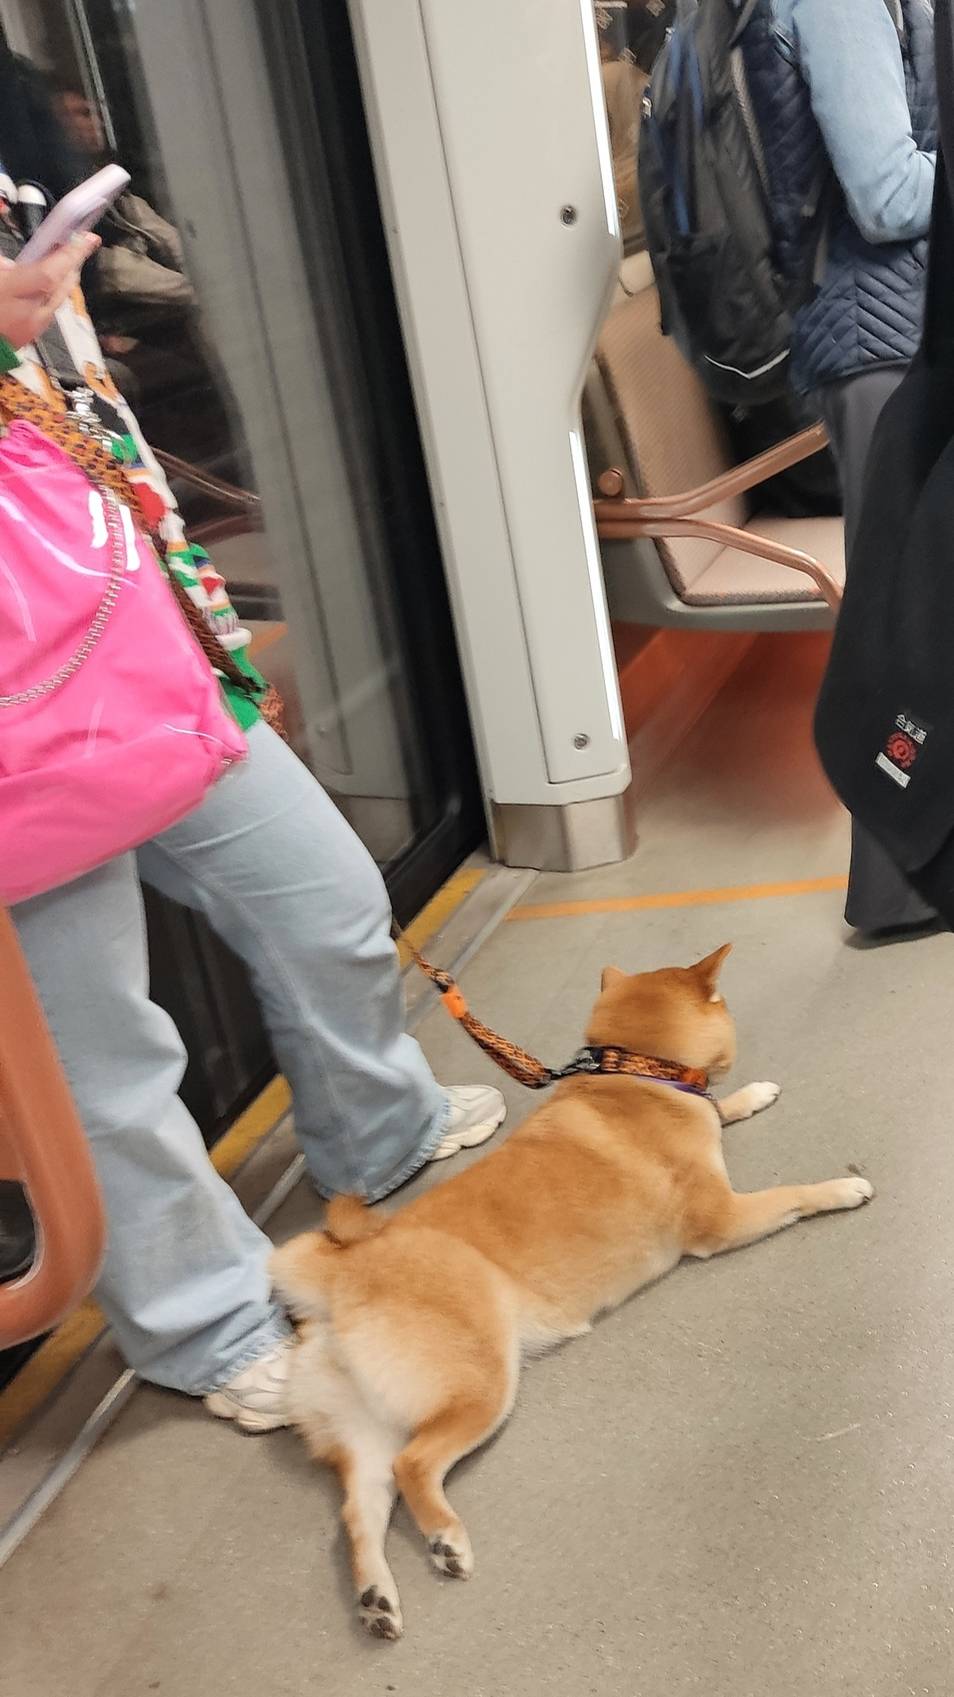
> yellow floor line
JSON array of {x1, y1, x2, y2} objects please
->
[
  {"x1": 247, "y1": 623, "x2": 288, "y2": 659},
  {"x1": 0, "y1": 1303, "x2": 105, "y2": 1450},
  {"x1": 394, "y1": 867, "x2": 486, "y2": 967},
  {"x1": 0, "y1": 864, "x2": 486, "y2": 1451},
  {"x1": 508, "y1": 874, "x2": 848, "y2": 923},
  {"x1": 209, "y1": 1075, "x2": 292, "y2": 1179}
]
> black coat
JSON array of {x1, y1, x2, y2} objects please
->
[{"x1": 814, "y1": 0, "x2": 954, "y2": 922}]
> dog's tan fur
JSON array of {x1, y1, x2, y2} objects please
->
[{"x1": 271, "y1": 947, "x2": 872, "y2": 1640}]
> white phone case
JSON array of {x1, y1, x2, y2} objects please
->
[{"x1": 16, "y1": 166, "x2": 131, "y2": 266}]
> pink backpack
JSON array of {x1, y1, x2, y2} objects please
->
[{"x1": 0, "y1": 422, "x2": 246, "y2": 905}]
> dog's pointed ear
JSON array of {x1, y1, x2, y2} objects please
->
[
  {"x1": 601, "y1": 965, "x2": 626, "y2": 992},
  {"x1": 692, "y1": 944, "x2": 732, "y2": 1000}
]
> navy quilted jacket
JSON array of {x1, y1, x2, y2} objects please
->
[{"x1": 763, "y1": 0, "x2": 937, "y2": 392}]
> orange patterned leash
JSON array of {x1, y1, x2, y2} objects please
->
[{"x1": 391, "y1": 918, "x2": 710, "y2": 1095}]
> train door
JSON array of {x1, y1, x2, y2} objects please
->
[{"x1": 0, "y1": 0, "x2": 486, "y2": 1141}]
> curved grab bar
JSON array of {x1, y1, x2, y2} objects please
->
[
  {"x1": 596, "y1": 513, "x2": 842, "y2": 612},
  {"x1": 593, "y1": 423, "x2": 842, "y2": 613},
  {"x1": 594, "y1": 424, "x2": 830, "y2": 518}
]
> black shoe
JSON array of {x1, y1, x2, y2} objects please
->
[
  {"x1": 0, "y1": 1181, "x2": 35, "y2": 1283},
  {"x1": 847, "y1": 915, "x2": 947, "y2": 948}
]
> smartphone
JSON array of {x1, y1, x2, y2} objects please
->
[{"x1": 15, "y1": 165, "x2": 131, "y2": 266}]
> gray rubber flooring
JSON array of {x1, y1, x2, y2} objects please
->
[{"x1": 5, "y1": 635, "x2": 953, "y2": 1697}]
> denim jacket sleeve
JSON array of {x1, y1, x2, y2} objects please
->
[{"x1": 780, "y1": 0, "x2": 935, "y2": 244}]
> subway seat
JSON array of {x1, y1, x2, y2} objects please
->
[{"x1": 585, "y1": 258, "x2": 845, "y2": 627}]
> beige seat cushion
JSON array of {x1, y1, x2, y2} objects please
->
[
  {"x1": 596, "y1": 288, "x2": 746, "y2": 593},
  {"x1": 683, "y1": 514, "x2": 845, "y2": 606}
]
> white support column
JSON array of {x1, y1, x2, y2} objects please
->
[{"x1": 349, "y1": 0, "x2": 633, "y2": 868}]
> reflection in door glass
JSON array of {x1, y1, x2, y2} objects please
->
[
  {"x1": 0, "y1": 0, "x2": 464, "y2": 873},
  {"x1": 596, "y1": 2, "x2": 647, "y2": 257},
  {"x1": 594, "y1": 1, "x2": 674, "y2": 258}
]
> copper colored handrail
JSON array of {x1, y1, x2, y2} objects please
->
[
  {"x1": 0, "y1": 907, "x2": 105, "y2": 1347},
  {"x1": 594, "y1": 423, "x2": 829, "y2": 517},
  {"x1": 593, "y1": 423, "x2": 842, "y2": 612},
  {"x1": 152, "y1": 449, "x2": 261, "y2": 513},
  {"x1": 151, "y1": 451, "x2": 264, "y2": 552},
  {"x1": 187, "y1": 512, "x2": 265, "y2": 549},
  {"x1": 597, "y1": 515, "x2": 842, "y2": 611}
]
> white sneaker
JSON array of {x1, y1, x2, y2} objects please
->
[
  {"x1": 204, "y1": 1338, "x2": 294, "y2": 1433},
  {"x1": 429, "y1": 1084, "x2": 507, "y2": 1161}
]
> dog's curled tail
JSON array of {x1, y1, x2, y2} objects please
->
[
  {"x1": 324, "y1": 1194, "x2": 387, "y2": 1247},
  {"x1": 270, "y1": 1198, "x2": 385, "y2": 1321}
]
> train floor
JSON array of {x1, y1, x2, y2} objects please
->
[{"x1": 6, "y1": 632, "x2": 954, "y2": 1696}]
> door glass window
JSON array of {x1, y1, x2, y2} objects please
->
[
  {"x1": 594, "y1": 1, "x2": 674, "y2": 258},
  {"x1": 0, "y1": 0, "x2": 478, "y2": 878}
]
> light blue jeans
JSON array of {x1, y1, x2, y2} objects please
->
[{"x1": 12, "y1": 721, "x2": 449, "y2": 1394}]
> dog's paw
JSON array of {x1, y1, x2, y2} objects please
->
[
  {"x1": 827, "y1": 1174, "x2": 874, "y2": 1211},
  {"x1": 358, "y1": 1586, "x2": 403, "y2": 1641},
  {"x1": 747, "y1": 1081, "x2": 781, "y2": 1115},
  {"x1": 428, "y1": 1527, "x2": 474, "y2": 1580},
  {"x1": 719, "y1": 1081, "x2": 781, "y2": 1125}
]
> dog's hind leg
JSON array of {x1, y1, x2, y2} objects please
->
[
  {"x1": 291, "y1": 1328, "x2": 405, "y2": 1640},
  {"x1": 330, "y1": 1426, "x2": 404, "y2": 1640},
  {"x1": 394, "y1": 1364, "x2": 516, "y2": 1583}
]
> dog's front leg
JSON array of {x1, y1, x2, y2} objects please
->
[{"x1": 718, "y1": 1082, "x2": 781, "y2": 1126}]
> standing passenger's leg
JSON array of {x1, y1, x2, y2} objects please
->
[
  {"x1": 138, "y1": 721, "x2": 504, "y2": 1204},
  {"x1": 12, "y1": 856, "x2": 290, "y2": 1396}
]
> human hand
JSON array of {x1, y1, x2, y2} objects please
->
[{"x1": 0, "y1": 234, "x2": 100, "y2": 350}]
